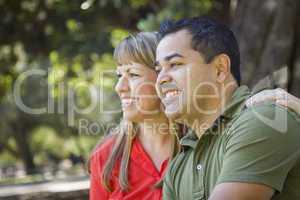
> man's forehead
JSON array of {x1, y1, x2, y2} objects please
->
[{"x1": 156, "y1": 29, "x2": 192, "y2": 59}]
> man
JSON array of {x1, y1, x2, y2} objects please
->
[{"x1": 155, "y1": 17, "x2": 300, "y2": 200}]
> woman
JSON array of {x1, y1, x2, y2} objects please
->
[
  {"x1": 89, "y1": 32, "x2": 179, "y2": 200},
  {"x1": 89, "y1": 32, "x2": 300, "y2": 200}
]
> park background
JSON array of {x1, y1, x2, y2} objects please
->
[{"x1": 0, "y1": 0, "x2": 299, "y2": 199}]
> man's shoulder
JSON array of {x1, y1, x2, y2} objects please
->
[
  {"x1": 217, "y1": 103, "x2": 300, "y2": 194},
  {"x1": 242, "y1": 103, "x2": 299, "y2": 119},
  {"x1": 225, "y1": 103, "x2": 300, "y2": 149},
  {"x1": 228, "y1": 103, "x2": 300, "y2": 134}
]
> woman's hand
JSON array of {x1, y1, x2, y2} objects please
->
[{"x1": 246, "y1": 88, "x2": 300, "y2": 116}]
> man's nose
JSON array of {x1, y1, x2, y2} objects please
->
[
  {"x1": 157, "y1": 71, "x2": 172, "y2": 85},
  {"x1": 115, "y1": 76, "x2": 129, "y2": 93}
]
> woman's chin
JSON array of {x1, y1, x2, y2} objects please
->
[
  {"x1": 123, "y1": 111, "x2": 139, "y2": 122},
  {"x1": 122, "y1": 107, "x2": 165, "y2": 123}
]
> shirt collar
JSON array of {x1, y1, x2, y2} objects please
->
[
  {"x1": 180, "y1": 85, "x2": 251, "y2": 150},
  {"x1": 222, "y1": 85, "x2": 251, "y2": 119}
]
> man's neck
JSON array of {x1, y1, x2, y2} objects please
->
[
  {"x1": 185, "y1": 82, "x2": 238, "y2": 138},
  {"x1": 185, "y1": 109, "x2": 221, "y2": 138}
]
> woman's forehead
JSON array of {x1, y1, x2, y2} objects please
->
[
  {"x1": 116, "y1": 62, "x2": 147, "y2": 71},
  {"x1": 114, "y1": 46, "x2": 141, "y2": 65}
]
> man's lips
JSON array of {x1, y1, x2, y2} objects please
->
[
  {"x1": 160, "y1": 82, "x2": 180, "y2": 97},
  {"x1": 159, "y1": 82, "x2": 181, "y2": 105},
  {"x1": 165, "y1": 90, "x2": 180, "y2": 98},
  {"x1": 161, "y1": 89, "x2": 181, "y2": 106}
]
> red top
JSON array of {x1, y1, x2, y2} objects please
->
[{"x1": 89, "y1": 136, "x2": 169, "y2": 200}]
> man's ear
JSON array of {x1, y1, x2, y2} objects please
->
[{"x1": 212, "y1": 54, "x2": 231, "y2": 83}]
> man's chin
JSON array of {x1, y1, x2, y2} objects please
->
[{"x1": 165, "y1": 106, "x2": 182, "y2": 121}]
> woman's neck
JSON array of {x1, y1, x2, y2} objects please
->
[{"x1": 137, "y1": 117, "x2": 174, "y2": 170}]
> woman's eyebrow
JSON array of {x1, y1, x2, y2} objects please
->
[{"x1": 127, "y1": 68, "x2": 142, "y2": 73}]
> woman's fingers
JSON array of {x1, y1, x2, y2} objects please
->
[
  {"x1": 247, "y1": 88, "x2": 300, "y2": 116},
  {"x1": 246, "y1": 90, "x2": 277, "y2": 107},
  {"x1": 276, "y1": 95, "x2": 300, "y2": 115}
]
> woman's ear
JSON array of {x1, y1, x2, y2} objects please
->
[{"x1": 212, "y1": 54, "x2": 231, "y2": 83}]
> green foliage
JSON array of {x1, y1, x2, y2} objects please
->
[
  {"x1": 0, "y1": 151, "x2": 16, "y2": 166},
  {"x1": 138, "y1": 0, "x2": 213, "y2": 31},
  {"x1": 110, "y1": 29, "x2": 130, "y2": 48},
  {"x1": 130, "y1": 0, "x2": 150, "y2": 9},
  {"x1": 30, "y1": 127, "x2": 65, "y2": 157}
]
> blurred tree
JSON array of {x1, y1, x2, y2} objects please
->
[
  {"x1": 233, "y1": 0, "x2": 300, "y2": 94},
  {"x1": 0, "y1": 0, "x2": 138, "y2": 174}
]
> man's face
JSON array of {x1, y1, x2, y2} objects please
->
[{"x1": 155, "y1": 29, "x2": 219, "y2": 122}]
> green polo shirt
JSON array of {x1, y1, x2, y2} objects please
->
[{"x1": 163, "y1": 86, "x2": 300, "y2": 200}]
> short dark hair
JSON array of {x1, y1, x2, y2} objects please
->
[{"x1": 158, "y1": 17, "x2": 241, "y2": 85}]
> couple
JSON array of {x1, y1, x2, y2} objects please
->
[{"x1": 90, "y1": 17, "x2": 300, "y2": 200}]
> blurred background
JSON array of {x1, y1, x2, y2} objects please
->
[{"x1": 0, "y1": 0, "x2": 299, "y2": 199}]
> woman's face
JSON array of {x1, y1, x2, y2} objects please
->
[{"x1": 115, "y1": 62, "x2": 163, "y2": 122}]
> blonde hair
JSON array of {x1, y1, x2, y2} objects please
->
[
  {"x1": 114, "y1": 32, "x2": 159, "y2": 68},
  {"x1": 94, "y1": 32, "x2": 180, "y2": 192}
]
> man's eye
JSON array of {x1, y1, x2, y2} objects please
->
[{"x1": 170, "y1": 63, "x2": 181, "y2": 68}]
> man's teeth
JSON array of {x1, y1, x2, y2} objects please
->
[{"x1": 166, "y1": 90, "x2": 179, "y2": 98}]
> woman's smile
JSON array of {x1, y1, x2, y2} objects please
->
[{"x1": 121, "y1": 97, "x2": 138, "y2": 108}]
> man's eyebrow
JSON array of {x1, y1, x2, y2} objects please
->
[
  {"x1": 155, "y1": 53, "x2": 184, "y2": 66},
  {"x1": 165, "y1": 53, "x2": 184, "y2": 61}
]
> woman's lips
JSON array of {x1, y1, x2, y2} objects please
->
[{"x1": 121, "y1": 98, "x2": 137, "y2": 108}]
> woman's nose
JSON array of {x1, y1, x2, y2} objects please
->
[{"x1": 115, "y1": 76, "x2": 130, "y2": 93}]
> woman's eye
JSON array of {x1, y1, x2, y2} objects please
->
[
  {"x1": 129, "y1": 73, "x2": 140, "y2": 77},
  {"x1": 116, "y1": 73, "x2": 122, "y2": 78}
]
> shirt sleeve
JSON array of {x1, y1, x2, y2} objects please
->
[
  {"x1": 217, "y1": 104, "x2": 300, "y2": 193},
  {"x1": 89, "y1": 153, "x2": 110, "y2": 200}
]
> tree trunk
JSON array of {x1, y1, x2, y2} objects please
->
[
  {"x1": 209, "y1": 0, "x2": 232, "y2": 25},
  {"x1": 232, "y1": 0, "x2": 300, "y2": 96},
  {"x1": 12, "y1": 122, "x2": 37, "y2": 175},
  {"x1": 289, "y1": 13, "x2": 300, "y2": 96}
]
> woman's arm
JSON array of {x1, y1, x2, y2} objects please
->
[{"x1": 246, "y1": 88, "x2": 300, "y2": 115}]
